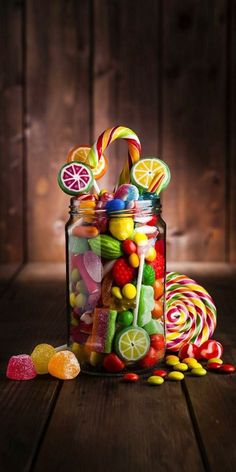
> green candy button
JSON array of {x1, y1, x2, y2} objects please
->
[{"x1": 117, "y1": 310, "x2": 133, "y2": 327}]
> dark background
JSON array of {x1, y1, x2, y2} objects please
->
[{"x1": 0, "y1": 0, "x2": 236, "y2": 282}]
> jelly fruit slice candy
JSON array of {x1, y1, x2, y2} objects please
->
[
  {"x1": 83, "y1": 250, "x2": 103, "y2": 283},
  {"x1": 6, "y1": 354, "x2": 37, "y2": 380},
  {"x1": 115, "y1": 327, "x2": 150, "y2": 362},
  {"x1": 48, "y1": 351, "x2": 80, "y2": 380},
  {"x1": 58, "y1": 161, "x2": 93, "y2": 195},
  {"x1": 31, "y1": 343, "x2": 56, "y2": 374}
]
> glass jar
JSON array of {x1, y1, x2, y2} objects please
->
[{"x1": 65, "y1": 196, "x2": 166, "y2": 375}]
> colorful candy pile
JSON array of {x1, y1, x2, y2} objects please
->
[{"x1": 61, "y1": 126, "x2": 171, "y2": 373}]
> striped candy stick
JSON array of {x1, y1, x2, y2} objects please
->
[{"x1": 87, "y1": 126, "x2": 141, "y2": 185}]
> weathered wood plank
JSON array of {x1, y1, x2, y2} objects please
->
[
  {"x1": 162, "y1": 0, "x2": 227, "y2": 262},
  {"x1": 229, "y1": 1, "x2": 236, "y2": 262},
  {"x1": 93, "y1": 0, "x2": 161, "y2": 190},
  {"x1": 26, "y1": 0, "x2": 92, "y2": 262},
  {"x1": 0, "y1": 0, "x2": 24, "y2": 279},
  {"x1": 33, "y1": 376, "x2": 204, "y2": 472}
]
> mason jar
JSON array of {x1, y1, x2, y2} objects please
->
[{"x1": 65, "y1": 196, "x2": 166, "y2": 375}]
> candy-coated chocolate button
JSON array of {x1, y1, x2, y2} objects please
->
[
  {"x1": 145, "y1": 247, "x2": 156, "y2": 262},
  {"x1": 129, "y1": 253, "x2": 140, "y2": 268},
  {"x1": 168, "y1": 372, "x2": 184, "y2": 381},
  {"x1": 173, "y1": 362, "x2": 188, "y2": 372},
  {"x1": 117, "y1": 311, "x2": 134, "y2": 326},
  {"x1": 190, "y1": 362, "x2": 202, "y2": 369},
  {"x1": 122, "y1": 283, "x2": 137, "y2": 299},
  {"x1": 191, "y1": 367, "x2": 207, "y2": 376},
  {"x1": 182, "y1": 357, "x2": 199, "y2": 368},
  {"x1": 165, "y1": 355, "x2": 179, "y2": 366},
  {"x1": 207, "y1": 362, "x2": 221, "y2": 371},
  {"x1": 219, "y1": 364, "x2": 235, "y2": 373},
  {"x1": 134, "y1": 232, "x2": 148, "y2": 244},
  {"x1": 207, "y1": 357, "x2": 223, "y2": 365},
  {"x1": 148, "y1": 375, "x2": 164, "y2": 385},
  {"x1": 123, "y1": 373, "x2": 139, "y2": 382},
  {"x1": 152, "y1": 369, "x2": 168, "y2": 378}
]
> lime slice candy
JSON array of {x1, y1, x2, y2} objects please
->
[
  {"x1": 58, "y1": 161, "x2": 93, "y2": 195},
  {"x1": 131, "y1": 157, "x2": 170, "y2": 191},
  {"x1": 115, "y1": 327, "x2": 150, "y2": 362}
]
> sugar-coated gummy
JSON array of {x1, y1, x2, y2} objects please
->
[
  {"x1": 31, "y1": 343, "x2": 56, "y2": 374},
  {"x1": 7, "y1": 354, "x2": 37, "y2": 380},
  {"x1": 48, "y1": 351, "x2": 80, "y2": 379}
]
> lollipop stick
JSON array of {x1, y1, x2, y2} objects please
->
[
  {"x1": 93, "y1": 180, "x2": 100, "y2": 194},
  {"x1": 55, "y1": 344, "x2": 68, "y2": 352},
  {"x1": 148, "y1": 172, "x2": 165, "y2": 194},
  {"x1": 132, "y1": 252, "x2": 145, "y2": 327}
]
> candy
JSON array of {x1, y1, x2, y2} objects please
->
[
  {"x1": 151, "y1": 300, "x2": 163, "y2": 319},
  {"x1": 142, "y1": 264, "x2": 155, "y2": 285},
  {"x1": 31, "y1": 344, "x2": 56, "y2": 374},
  {"x1": 117, "y1": 310, "x2": 134, "y2": 326},
  {"x1": 147, "y1": 172, "x2": 165, "y2": 194},
  {"x1": 122, "y1": 373, "x2": 139, "y2": 382},
  {"x1": 145, "y1": 247, "x2": 156, "y2": 262},
  {"x1": 182, "y1": 358, "x2": 199, "y2": 369},
  {"x1": 122, "y1": 283, "x2": 137, "y2": 299},
  {"x1": 122, "y1": 239, "x2": 137, "y2": 255},
  {"x1": 89, "y1": 351, "x2": 105, "y2": 367},
  {"x1": 69, "y1": 236, "x2": 89, "y2": 254},
  {"x1": 48, "y1": 351, "x2": 80, "y2": 379},
  {"x1": 198, "y1": 340, "x2": 223, "y2": 360},
  {"x1": 74, "y1": 254, "x2": 100, "y2": 295},
  {"x1": 6, "y1": 354, "x2": 37, "y2": 380},
  {"x1": 152, "y1": 369, "x2": 167, "y2": 378},
  {"x1": 71, "y1": 225, "x2": 99, "y2": 238},
  {"x1": 191, "y1": 367, "x2": 207, "y2": 377},
  {"x1": 173, "y1": 363, "x2": 188, "y2": 372},
  {"x1": 109, "y1": 217, "x2": 134, "y2": 240},
  {"x1": 207, "y1": 357, "x2": 223, "y2": 365},
  {"x1": 137, "y1": 285, "x2": 154, "y2": 327},
  {"x1": 179, "y1": 343, "x2": 200, "y2": 360},
  {"x1": 106, "y1": 199, "x2": 125, "y2": 213},
  {"x1": 153, "y1": 279, "x2": 164, "y2": 300},
  {"x1": 74, "y1": 293, "x2": 87, "y2": 308},
  {"x1": 87, "y1": 309, "x2": 117, "y2": 353},
  {"x1": 143, "y1": 319, "x2": 163, "y2": 336},
  {"x1": 219, "y1": 364, "x2": 235, "y2": 373},
  {"x1": 112, "y1": 258, "x2": 136, "y2": 287},
  {"x1": 207, "y1": 362, "x2": 222, "y2": 371},
  {"x1": 101, "y1": 272, "x2": 113, "y2": 306},
  {"x1": 86, "y1": 126, "x2": 141, "y2": 185},
  {"x1": 150, "y1": 334, "x2": 165, "y2": 351},
  {"x1": 111, "y1": 286, "x2": 123, "y2": 299},
  {"x1": 115, "y1": 327, "x2": 150, "y2": 362},
  {"x1": 165, "y1": 272, "x2": 217, "y2": 351},
  {"x1": 168, "y1": 372, "x2": 184, "y2": 381},
  {"x1": 114, "y1": 184, "x2": 139, "y2": 201},
  {"x1": 88, "y1": 235, "x2": 123, "y2": 259},
  {"x1": 83, "y1": 250, "x2": 103, "y2": 283},
  {"x1": 147, "y1": 375, "x2": 164, "y2": 386},
  {"x1": 133, "y1": 232, "x2": 148, "y2": 244},
  {"x1": 165, "y1": 355, "x2": 179, "y2": 366},
  {"x1": 148, "y1": 253, "x2": 164, "y2": 278},
  {"x1": 58, "y1": 162, "x2": 93, "y2": 195},
  {"x1": 103, "y1": 353, "x2": 125, "y2": 373},
  {"x1": 129, "y1": 253, "x2": 139, "y2": 268},
  {"x1": 139, "y1": 347, "x2": 160, "y2": 369},
  {"x1": 131, "y1": 157, "x2": 170, "y2": 192}
]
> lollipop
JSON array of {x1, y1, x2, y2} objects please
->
[
  {"x1": 131, "y1": 157, "x2": 170, "y2": 193},
  {"x1": 165, "y1": 272, "x2": 217, "y2": 351},
  {"x1": 86, "y1": 126, "x2": 141, "y2": 185}
]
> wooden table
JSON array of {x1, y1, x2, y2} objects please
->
[{"x1": 1, "y1": 263, "x2": 235, "y2": 472}]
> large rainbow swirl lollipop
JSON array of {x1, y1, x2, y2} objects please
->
[{"x1": 165, "y1": 272, "x2": 217, "y2": 351}]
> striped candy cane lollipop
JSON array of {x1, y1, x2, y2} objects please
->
[
  {"x1": 165, "y1": 272, "x2": 217, "y2": 351},
  {"x1": 87, "y1": 126, "x2": 141, "y2": 185}
]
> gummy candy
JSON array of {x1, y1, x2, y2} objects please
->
[
  {"x1": 31, "y1": 343, "x2": 56, "y2": 374},
  {"x1": 7, "y1": 354, "x2": 37, "y2": 380},
  {"x1": 48, "y1": 351, "x2": 80, "y2": 380}
]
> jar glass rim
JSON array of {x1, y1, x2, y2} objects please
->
[{"x1": 69, "y1": 197, "x2": 161, "y2": 216}]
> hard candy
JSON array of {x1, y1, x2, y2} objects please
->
[
  {"x1": 7, "y1": 354, "x2": 37, "y2": 380},
  {"x1": 48, "y1": 351, "x2": 80, "y2": 379},
  {"x1": 106, "y1": 199, "x2": 125, "y2": 213},
  {"x1": 198, "y1": 340, "x2": 223, "y2": 360},
  {"x1": 114, "y1": 184, "x2": 139, "y2": 201},
  {"x1": 109, "y1": 217, "x2": 134, "y2": 240},
  {"x1": 179, "y1": 343, "x2": 200, "y2": 360}
]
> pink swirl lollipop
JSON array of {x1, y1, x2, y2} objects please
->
[{"x1": 166, "y1": 272, "x2": 217, "y2": 351}]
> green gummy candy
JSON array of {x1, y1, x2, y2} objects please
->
[
  {"x1": 143, "y1": 318, "x2": 164, "y2": 335},
  {"x1": 104, "y1": 310, "x2": 117, "y2": 353},
  {"x1": 69, "y1": 236, "x2": 89, "y2": 254},
  {"x1": 138, "y1": 285, "x2": 154, "y2": 327},
  {"x1": 142, "y1": 264, "x2": 155, "y2": 285}
]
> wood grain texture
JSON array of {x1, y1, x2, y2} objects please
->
[
  {"x1": 229, "y1": 1, "x2": 236, "y2": 262},
  {"x1": 162, "y1": 0, "x2": 227, "y2": 262},
  {"x1": 93, "y1": 0, "x2": 160, "y2": 190},
  {"x1": 26, "y1": 0, "x2": 92, "y2": 262},
  {"x1": 0, "y1": 0, "x2": 24, "y2": 271}
]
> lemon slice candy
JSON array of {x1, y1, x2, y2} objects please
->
[
  {"x1": 131, "y1": 157, "x2": 170, "y2": 191},
  {"x1": 115, "y1": 327, "x2": 150, "y2": 362}
]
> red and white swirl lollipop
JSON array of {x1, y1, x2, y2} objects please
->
[{"x1": 166, "y1": 272, "x2": 217, "y2": 351}]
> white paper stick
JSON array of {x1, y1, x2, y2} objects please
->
[
  {"x1": 132, "y1": 252, "x2": 145, "y2": 327},
  {"x1": 55, "y1": 344, "x2": 69, "y2": 352},
  {"x1": 93, "y1": 180, "x2": 100, "y2": 194}
]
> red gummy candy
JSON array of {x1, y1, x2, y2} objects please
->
[
  {"x1": 112, "y1": 257, "x2": 136, "y2": 287},
  {"x1": 148, "y1": 253, "x2": 165, "y2": 279},
  {"x1": 103, "y1": 353, "x2": 125, "y2": 373},
  {"x1": 6, "y1": 355, "x2": 37, "y2": 380}
]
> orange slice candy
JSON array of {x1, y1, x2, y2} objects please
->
[{"x1": 67, "y1": 145, "x2": 108, "y2": 180}]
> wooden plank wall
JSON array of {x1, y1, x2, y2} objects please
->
[{"x1": 0, "y1": 0, "x2": 235, "y2": 267}]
